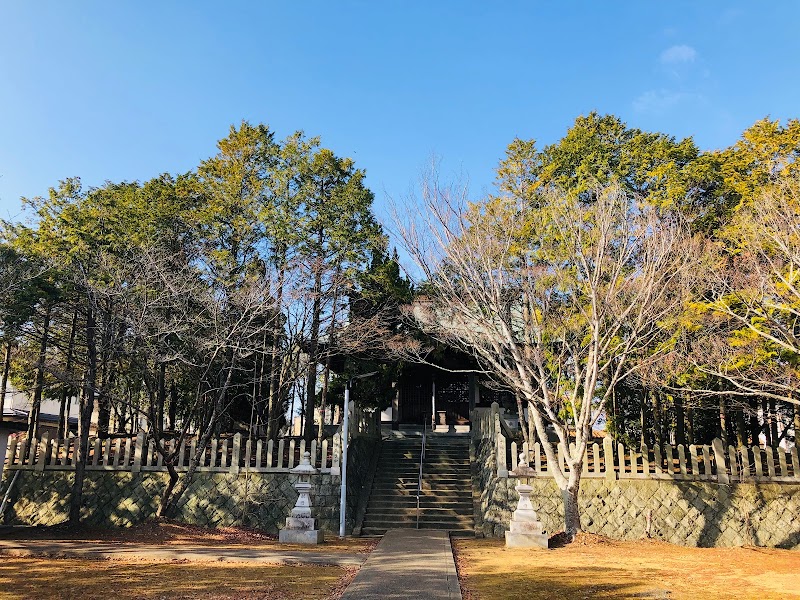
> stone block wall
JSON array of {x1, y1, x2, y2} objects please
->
[
  {"x1": 345, "y1": 436, "x2": 380, "y2": 532},
  {"x1": 472, "y1": 436, "x2": 800, "y2": 549},
  {"x1": 2, "y1": 469, "x2": 344, "y2": 534}
]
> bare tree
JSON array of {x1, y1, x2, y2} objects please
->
[
  {"x1": 107, "y1": 245, "x2": 283, "y2": 516},
  {"x1": 397, "y1": 176, "x2": 696, "y2": 537}
]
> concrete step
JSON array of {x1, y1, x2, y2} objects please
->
[
  {"x1": 360, "y1": 526, "x2": 475, "y2": 536},
  {"x1": 366, "y1": 496, "x2": 473, "y2": 506},
  {"x1": 363, "y1": 513, "x2": 475, "y2": 528},
  {"x1": 383, "y1": 461, "x2": 471, "y2": 468},
  {"x1": 378, "y1": 468, "x2": 471, "y2": 476},
  {"x1": 361, "y1": 518, "x2": 474, "y2": 530},
  {"x1": 372, "y1": 476, "x2": 471, "y2": 485},
  {"x1": 369, "y1": 484, "x2": 472, "y2": 494},
  {"x1": 367, "y1": 490, "x2": 472, "y2": 501},
  {"x1": 378, "y1": 458, "x2": 468, "y2": 464},
  {"x1": 380, "y1": 441, "x2": 469, "y2": 448},
  {"x1": 364, "y1": 506, "x2": 472, "y2": 522},
  {"x1": 367, "y1": 502, "x2": 471, "y2": 510}
]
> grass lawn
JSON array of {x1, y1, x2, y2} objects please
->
[
  {"x1": 454, "y1": 534, "x2": 800, "y2": 600},
  {"x1": 0, "y1": 557, "x2": 354, "y2": 599}
]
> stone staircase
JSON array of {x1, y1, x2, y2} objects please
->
[{"x1": 360, "y1": 433, "x2": 474, "y2": 536}]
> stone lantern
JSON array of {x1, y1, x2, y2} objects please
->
[
  {"x1": 505, "y1": 483, "x2": 548, "y2": 548},
  {"x1": 279, "y1": 451, "x2": 324, "y2": 544}
]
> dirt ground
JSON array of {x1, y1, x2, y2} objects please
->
[
  {"x1": 453, "y1": 534, "x2": 800, "y2": 600},
  {"x1": 0, "y1": 522, "x2": 370, "y2": 599},
  {"x1": 0, "y1": 521, "x2": 377, "y2": 554},
  {"x1": 0, "y1": 557, "x2": 355, "y2": 600}
]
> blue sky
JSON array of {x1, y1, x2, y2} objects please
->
[{"x1": 1, "y1": 2, "x2": 798, "y2": 226}]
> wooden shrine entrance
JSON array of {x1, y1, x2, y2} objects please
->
[{"x1": 396, "y1": 365, "x2": 474, "y2": 426}]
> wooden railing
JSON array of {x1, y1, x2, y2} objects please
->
[
  {"x1": 474, "y1": 404, "x2": 800, "y2": 484},
  {"x1": 350, "y1": 404, "x2": 380, "y2": 440},
  {"x1": 502, "y1": 436, "x2": 800, "y2": 483},
  {"x1": 4, "y1": 431, "x2": 344, "y2": 475}
]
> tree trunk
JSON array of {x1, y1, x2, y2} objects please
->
[
  {"x1": 651, "y1": 389, "x2": 664, "y2": 449},
  {"x1": 266, "y1": 263, "x2": 285, "y2": 440},
  {"x1": 611, "y1": 383, "x2": 624, "y2": 442},
  {"x1": 157, "y1": 362, "x2": 166, "y2": 434},
  {"x1": 718, "y1": 396, "x2": 728, "y2": 447},
  {"x1": 735, "y1": 409, "x2": 747, "y2": 448},
  {"x1": 317, "y1": 361, "x2": 331, "y2": 443},
  {"x1": 96, "y1": 301, "x2": 114, "y2": 438},
  {"x1": 794, "y1": 403, "x2": 800, "y2": 446},
  {"x1": 158, "y1": 463, "x2": 180, "y2": 516},
  {"x1": 562, "y1": 470, "x2": 582, "y2": 539},
  {"x1": 0, "y1": 342, "x2": 12, "y2": 425},
  {"x1": 686, "y1": 406, "x2": 695, "y2": 446},
  {"x1": 639, "y1": 392, "x2": 646, "y2": 448},
  {"x1": 27, "y1": 303, "x2": 52, "y2": 443},
  {"x1": 158, "y1": 359, "x2": 235, "y2": 517},
  {"x1": 58, "y1": 309, "x2": 79, "y2": 440},
  {"x1": 169, "y1": 379, "x2": 177, "y2": 431},
  {"x1": 769, "y1": 398, "x2": 779, "y2": 447},
  {"x1": 751, "y1": 398, "x2": 762, "y2": 446},
  {"x1": 317, "y1": 279, "x2": 341, "y2": 444},
  {"x1": 69, "y1": 297, "x2": 97, "y2": 525},
  {"x1": 675, "y1": 394, "x2": 685, "y2": 447},
  {"x1": 516, "y1": 393, "x2": 530, "y2": 449},
  {"x1": 304, "y1": 262, "x2": 323, "y2": 445}
]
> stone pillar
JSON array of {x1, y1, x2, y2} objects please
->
[
  {"x1": 505, "y1": 483, "x2": 548, "y2": 548},
  {"x1": 279, "y1": 451, "x2": 324, "y2": 544}
]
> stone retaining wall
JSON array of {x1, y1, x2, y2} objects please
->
[
  {"x1": 1, "y1": 469, "x2": 342, "y2": 533},
  {"x1": 2, "y1": 436, "x2": 380, "y2": 534},
  {"x1": 472, "y1": 436, "x2": 800, "y2": 549}
]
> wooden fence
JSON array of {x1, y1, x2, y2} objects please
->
[
  {"x1": 5, "y1": 431, "x2": 343, "y2": 475},
  {"x1": 473, "y1": 405, "x2": 800, "y2": 484},
  {"x1": 5, "y1": 404, "x2": 381, "y2": 476}
]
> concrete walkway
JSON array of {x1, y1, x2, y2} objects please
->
[
  {"x1": 340, "y1": 529, "x2": 462, "y2": 600},
  {"x1": 0, "y1": 539, "x2": 364, "y2": 566}
]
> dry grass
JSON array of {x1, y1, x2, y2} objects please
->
[
  {"x1": 0, "y1": 557, "x2": 353, "y2": 600},
  {"x1": 1, "y1": 521, "x2": 376, "y2": 554},
  {"x1": 454, "y1": 534, "x2": 800, "y2": 600}
]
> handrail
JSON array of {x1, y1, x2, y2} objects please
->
[{"x1": 416, "y1": 414, "x2": 427, "y2": 528}]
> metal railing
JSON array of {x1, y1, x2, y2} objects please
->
[{"x1": 416, "y1": 414, "x2": 427, "y2": 528}]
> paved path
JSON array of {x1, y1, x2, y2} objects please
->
[
  {"x1": 340, "y1": 529, "x2": 462, "y2": 600},
  {"x1": 0, "y1": 539, "x2": 364, "y2": 566}
]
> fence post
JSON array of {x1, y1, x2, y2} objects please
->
[
  {"x1": 711, "y1": 438, "x2": 729, "y2": 484},
  {"x1": 243, "y1": 438, "x2": 252, "y2": 471},
  {"x1": 728, "y1": 445, "x2": 738, "y2": 480},
  {"x1": 641, "y1": 444, "x2": 650, "y2": 476},
  {"x1": 777, "y1": 447, "x2": 788, "y2": 477},
  {"x1": 689, "y1": 444, "x2": 699, "y2": 476},
  {"x1": 229, "y1": 433, "x2": 241, "y2": 474},
  {"x1": 132, "y1": 431, "x2": 144, "y2": 473},
  {"x1": 593, "y1": 442, "x2": 601, "y2": 475},
  {"x1": 35, "y1": 433, "x2": 49, "y2": 472},
  {"x1": 510, "y1": 441, "x2": 518, "y2": 472},
  {"x1": 7, "y1": 438, "x2": 18, "y2": 468},
  {"x1": 765, "y1": 446, "x2": 776, "y2": 478},
  {"x1": 331, "y1": 432, "x2": 341, "y2": 476},
  {"x1": 495, "y1": 412, "x2": 508, "y2": 477},
  {"x1": 603, "y1": 437, "x2": 616, "y2": 481}
]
